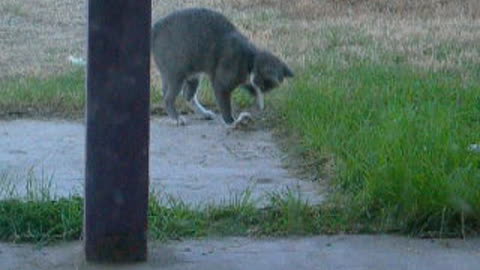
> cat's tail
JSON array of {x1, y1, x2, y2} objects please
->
[{"x1": 151, "y1": 22, "x2": 159, "y2": 52}]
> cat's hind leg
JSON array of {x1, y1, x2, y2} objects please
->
[
  {"x1": 164, "y1": 77, "x2": 187, "y2": 126},
  {"x1": 183, "y1": 77, "x2": 216, "y2": 120}
]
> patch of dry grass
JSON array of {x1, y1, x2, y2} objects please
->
[
  {"x1": 1, "y1": 2, "x2": 29, "y2": 17},
  {"x1": 0, "y1": 0, "x2": 85, "y2": 79},
  {"x1": 221, "y1": 1, "x2": 480, "y2": 79},
  {"x1": 230, "y1": 0, "x2": 480, "y2": 19},
  {"x1": 1, "y1": 0, "x2": 479, "y2": 81}
]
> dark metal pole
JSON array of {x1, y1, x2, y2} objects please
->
[{"x1": 85, "y1": 0, "x2": 151, "y2": 262}]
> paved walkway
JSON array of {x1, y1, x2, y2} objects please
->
[
  {"x1": 1, "y1": 235, "x2": 479, "y2": 270},
  {"x1": 0, "y1": 118, "x2": 323, "y2": 206}
]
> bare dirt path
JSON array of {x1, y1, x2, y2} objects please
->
[{"x1": 0, "y1": 117, "x2": 324, "y2": 206}]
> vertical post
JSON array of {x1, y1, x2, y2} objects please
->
[{"x1": 85, "y1": 0, "x2": 151, "y2": 262}]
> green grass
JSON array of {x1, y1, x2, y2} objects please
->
[
  {"x1": 0, "y1": 189, "x2": 350, "y2": 244},
  {"x1": 275, "y1": 59, "x2": 480, "y2": 236},
  {"x1": 0, "y1": 68, "x2": 254, "y2": 118},
  {"x1": 0, "y1": 69, "x2": 85, "y2": 118},
  {"x1": 0, "y1": 197, "x2": 83, "y2": 243}
]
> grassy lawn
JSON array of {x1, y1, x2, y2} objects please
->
[
  {"x1": 274, "y1": 59, "x2": 480, "y2": 236},
  {"x1": 0, "y1": 69, "x2": 85, "y2": 118},
  {"x1": 1, "y1": 0, "x2": 480, "y2": 242}
]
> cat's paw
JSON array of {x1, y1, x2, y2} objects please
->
[
  {"x1": 227, "y1": 112, "x2": 253, "y2": 130},
  {"x1": 201, "y1": 110, "x2": 216, "y2": 120},
  {"x1": 237, "y1": 112, "x2": 253, "y2": 123},
  {"x1": 165, "y1": 116, "x2": 188, "y2": 126}
]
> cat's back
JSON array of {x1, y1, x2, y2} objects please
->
[
  {"x1": 153, "y1": 8, "x2": 237, "y2": 43},
  {"x1": 152, "y1": 8, "x2": 242, "y2": 75}
]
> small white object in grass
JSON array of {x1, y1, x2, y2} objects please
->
[
  {"x1": 468, "y1": 144, "x2": 480, "y2": 153},
  {"x1": 68, "y1": 55, "x2": 86, "y2": 66}
]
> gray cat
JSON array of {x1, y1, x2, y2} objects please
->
[{"x1": 152, "y1": 8, "x2": 294, "y2": 127}]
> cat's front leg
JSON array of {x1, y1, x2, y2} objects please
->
[
  {"x1": 213, "y1": 89, "x2": 235, "y2": 125},
  {"x1": 214, "y1": 89, "x2": 254, "y2": 129}
]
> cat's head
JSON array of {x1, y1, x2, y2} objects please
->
[
  {"x1": 251, "y1": 50, "x2": 294, "y2": 93},
  {"x1": 245, "y1": 50, "x2": 293, "y2": 110}
]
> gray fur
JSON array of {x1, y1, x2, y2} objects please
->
[{"x1": 152, "y1": 8, "x2": 294, "y2": 125}]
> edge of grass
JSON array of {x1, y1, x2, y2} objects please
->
[{"x1": 0, "y1": 187, "x2": 354, "y2": 245}]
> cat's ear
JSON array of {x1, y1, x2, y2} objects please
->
[{"x1": 283, "y1": 64, "x2": 294, "y2": 78}]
